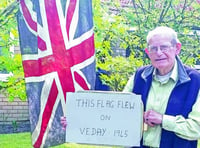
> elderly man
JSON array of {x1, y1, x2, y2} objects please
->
[{"x1": 124, "y1": 26, "x2": 200, "y2": 148}]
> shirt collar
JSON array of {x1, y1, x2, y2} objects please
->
[
  {"x1": 170, "y1": 59, "x2": 178, "y2": 82},
  {"x1": 141, "y1": 56, "x2": 191, "y2": 85},
  {"x1": 145, "y1": 59, "x2": 178, "y2": 84},
  {"x1": 152, "y1": 59, "x2": 178, "y2": 83}
]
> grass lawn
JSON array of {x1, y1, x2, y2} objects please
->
[
  {"x1": 0, "y1": 132, "x2": 200, "y2": 148},
  {"x1": 0, "y1": 132, "x2": 120, "y2": 148}
]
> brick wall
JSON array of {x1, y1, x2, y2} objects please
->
[{"x1": 0, "y1": 94, "x2": 29, "y2": 125}]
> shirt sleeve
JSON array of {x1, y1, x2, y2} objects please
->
[
  {"x1": 123, "y1": 75, "x2": 135, "y2": 93},
  {"x1": 162, "y1": 90, "x2": 200, "y2": 140}
]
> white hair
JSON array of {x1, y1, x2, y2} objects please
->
[{"x1": 146, "y1": 26, "x2": 180, "y2": 44}]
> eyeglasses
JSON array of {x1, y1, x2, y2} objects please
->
[{"x1": 148, "y1": 45, "x2": 174, "y2": 53}]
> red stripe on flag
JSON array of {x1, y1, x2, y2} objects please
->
[
  {"x1": 20, "y1": 0, "x2": 37, "y2": 31},
  {"x1": 66, "y1": 0, "x2": 77, "y2": 40},
  {"x1": 22, "y1": 35, "x2": 95, "y2": 78},
  {"x1": 74, "y1": 71, "x2": 89, "y2": 90},
  {"x1": 33, "y1": 80, "x2": 58, "y2": 148},
  {"x1": 38, "y1": 36, "x2": 47, "y2": 51}
]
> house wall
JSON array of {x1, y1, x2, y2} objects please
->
[
  {"x1": 0, "y1": 46, "x2": 29, "y2": 126},
  {"x1": 0, "y1": 94, "x2": 29, "y2": 125}
]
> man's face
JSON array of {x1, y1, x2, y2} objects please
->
[{"x1": 147, "y1": 34, "x2": 180, "y2": 75}]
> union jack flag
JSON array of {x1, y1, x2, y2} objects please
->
[{"x1": 17, "y1": 0, "x2": 96, "y2": 147}]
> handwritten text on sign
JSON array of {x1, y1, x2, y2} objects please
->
[{"x1": 65, "y1": 91, "x2": 143, "y2": 147}]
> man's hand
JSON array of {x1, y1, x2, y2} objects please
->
[{"x1": 144, "y1": 109, "x2": 163, "y2": 127}]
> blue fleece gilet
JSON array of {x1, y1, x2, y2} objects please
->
[{"x1": 132, "y1": 65, "x2": 200, "y2": 148}]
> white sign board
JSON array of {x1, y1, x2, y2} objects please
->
[{"x1": 65, "y1": 91, "x2": 143, "y2": 147}]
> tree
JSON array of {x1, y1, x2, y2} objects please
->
[
  {"x1": 129, "y1": 0, "x2": 200, "y2": 64},
  {"x1": 0, "y1": 0, "x2": 26, "y2": 101},
  {"x1": 93, "y1": 0, "x2": 144, "y2": 91},
  {"x1": 93, "y1": 0, "x2": 200, "y2": 91}
]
